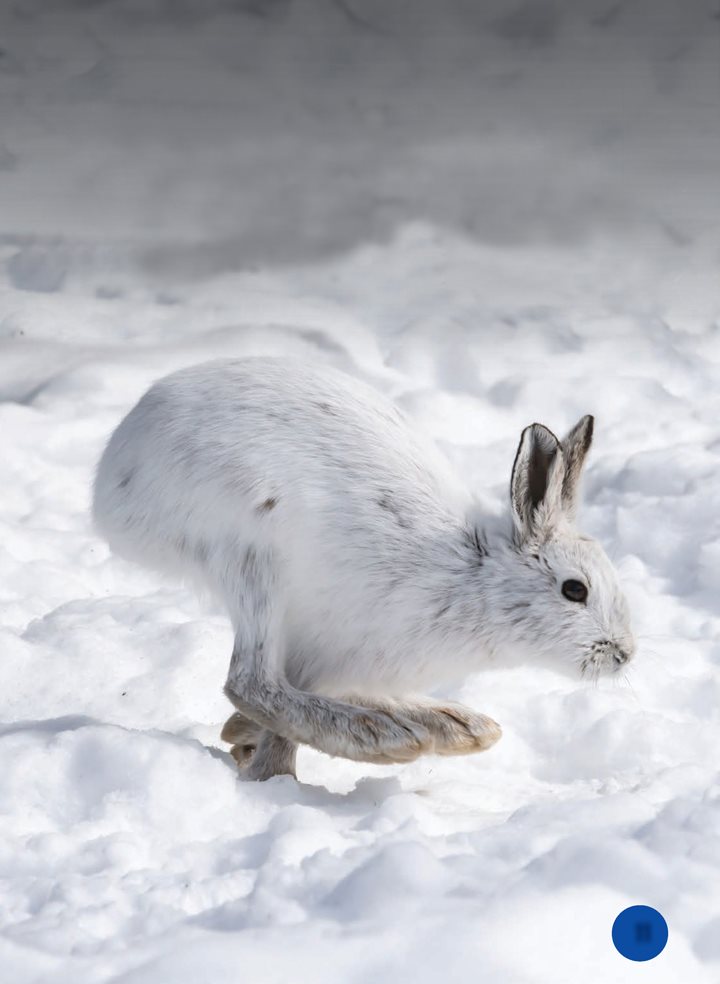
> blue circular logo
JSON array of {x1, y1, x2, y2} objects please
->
[{"x1": 612, "y1": 906, "x2": 668, "y2": 961}]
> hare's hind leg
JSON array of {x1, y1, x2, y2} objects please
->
[
  {"x1": 344, "y1": 697, "x2": 502, "y2": 757},
  {"x1": 220, "y1": 697, "x2": 501, "y2": 774},
  {"x1": 223, "y1": 547, "x2": 432, "y2": 766},
  {"x1": 225, "y1": 651, "x2": 433, "y2": 765}
]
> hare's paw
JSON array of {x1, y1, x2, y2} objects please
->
[
  {"x1": 222, "y1": 713, "x2": 299, "y2": 780},
  {"x1": 245, "y1": 732, "x2": 298, "y2": 781},
  {"x1": 343, "y1": 696, "x2": 500, "y2": 760},
  {"x1": 229, "y1": 742, "x2": 256, "y2": 767},
  {"x1": 221, "y1": 710, "x2": 263, "y2": 747},
  {"x1": 342, "y1": 709, "x2": 433, "y2": 765},
  {"x1": 221, "y1": 711, "x2": 262, "y2": 771},
  {"x1": 428, "y1": 704, "x2": 502, "y2": 756}
]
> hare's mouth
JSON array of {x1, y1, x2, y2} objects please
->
[{"x1": 581, "y1": 640, "x2": 631, "y2": 679}]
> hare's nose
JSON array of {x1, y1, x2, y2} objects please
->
[{"x1": 613, "y1": 645, "x2": 633, "y2": 666}]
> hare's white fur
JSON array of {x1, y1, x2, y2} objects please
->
[{"x1": 93, "y1": 357, "x2": 635, "y2": 778}]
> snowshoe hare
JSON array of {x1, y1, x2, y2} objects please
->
[{"x1": 93, "y1": 357, "x2": 635, "y2": 780}]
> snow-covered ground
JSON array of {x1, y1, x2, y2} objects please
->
[{"x1": 1, "y1": 2, "x2": 719, "y2": 982}]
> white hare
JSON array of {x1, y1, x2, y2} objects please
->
[{"x1": 93, "y1": 357, "x2": 635, "y2": 780}]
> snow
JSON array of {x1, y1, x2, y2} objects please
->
[{"x1": 1, "y1": 2, "x2": 719, "y2": 982}]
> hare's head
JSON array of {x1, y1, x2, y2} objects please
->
[{"x1": 494, "y1": 415, "x2": 635, "y2": 678}]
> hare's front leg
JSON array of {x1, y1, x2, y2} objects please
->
[
  {"x1": 220, "y1": 713, "x2": 297, "y2": 780},
  {"x1": 244, "y1": 732, "x2": 298, "y2": 781},
  {"x1": 222, "y1": 547, "x2": 433, "y2": 767}
]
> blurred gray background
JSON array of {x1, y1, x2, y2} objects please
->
[{"x1": 1, "y1": 0, "x2": 718, "y2": 294}]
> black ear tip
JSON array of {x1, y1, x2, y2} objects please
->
[
  {"x1": 525, "y1": 422, "x2": 560, "y2": 448},
  {"x1": 564, "y1": 414, "x2": 594, "y2": 451}
]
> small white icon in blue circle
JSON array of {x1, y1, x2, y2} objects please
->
[{"x1": 612, "y1": 905, "x2": 668, "y2": 961}]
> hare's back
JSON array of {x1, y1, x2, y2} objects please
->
[{"x1": 93, "y1": 357, "x2": 464, "y2": 573}]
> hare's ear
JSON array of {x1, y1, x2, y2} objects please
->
[
  {"x1": 560, "y1": 414, "x2": 594, "y2": 520},
  {"x1": 510, "y1": 423, "x2": 565, "y2": 543}
]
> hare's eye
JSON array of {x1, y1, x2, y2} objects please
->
[{"x1": 562, "y1": 579, "x2": 588, "y2": 603}]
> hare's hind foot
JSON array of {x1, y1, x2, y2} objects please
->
[
  {"x1": 344, "y1": 697, "x2": 502, "y2": 757},
  {"x1": 220, "y1": 696, "x2": 500, "y2": 779},
  {"x1": 422, "y1": 703, "x2": 502, "y2": 756}
]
